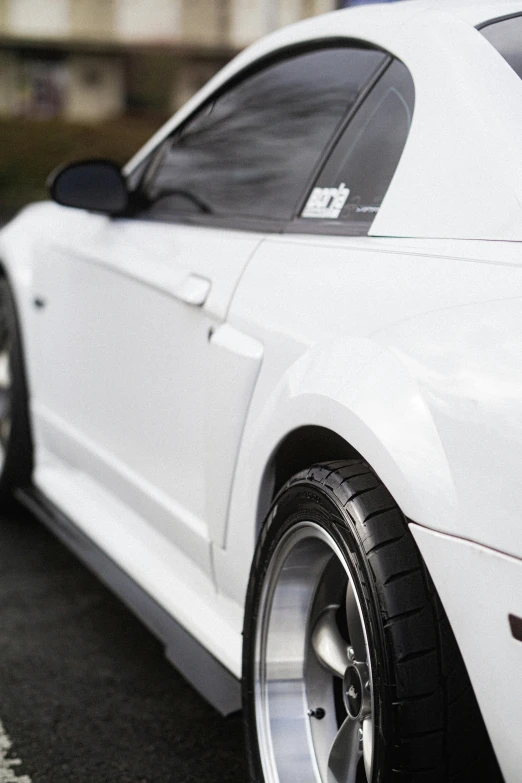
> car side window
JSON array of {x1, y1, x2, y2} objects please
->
[
  {"x1": 480, "y1": 14, "x2": 522, "y2": 81},
  {"x1": 296, "y1": 59, "x2": 414, "y2": 234},
  {"x1": 141, "y1": 46, "x2": 388, "y2": 227}
]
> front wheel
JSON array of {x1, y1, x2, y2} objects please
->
[{"x1": 242, "y1": 460, "x2": 500, "y2": 783}]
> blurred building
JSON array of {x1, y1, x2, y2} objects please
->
[{"x1": 0, "y1": 0, "x2": 338, "y2": 122}]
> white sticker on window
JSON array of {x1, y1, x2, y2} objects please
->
[{"x1": 302, "y1": 183, "x2": 350, "y2": 219}]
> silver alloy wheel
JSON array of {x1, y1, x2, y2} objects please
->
[
  {"x1": 0, "y1": 294, "x2": 12, "y2": 471},
  {"x1": 255, "y1": 521, "x2": 375, "y2": 783}
]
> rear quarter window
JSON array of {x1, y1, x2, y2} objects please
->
[{"x1": 480, "y1": 14, "x2": 522, "y2": 80}]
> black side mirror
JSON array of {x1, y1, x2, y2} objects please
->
[{"x1": 48, "y1": 159, "x2": 129, "y2": 215}]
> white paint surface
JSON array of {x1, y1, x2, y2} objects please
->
[{"x1": 0, "y1": 720, "x2": 31, "y2": 783}]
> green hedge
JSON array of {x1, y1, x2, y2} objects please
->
[{"x1": 0, "y1": 115, "x2": 165, "y2": 216}]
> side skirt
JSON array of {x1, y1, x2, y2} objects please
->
[{"x1": 15, "y1": 485, "x2": 242, "y2": 716}]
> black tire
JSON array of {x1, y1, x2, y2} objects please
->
[
  {"x1": 0, "y1": 275, "x2": 32, "y2": 496},
  {"x1": 243, "y1": 459, "x2": 502, "y2": 783}
]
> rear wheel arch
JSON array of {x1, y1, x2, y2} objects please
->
[{"x1": 252, "y1": 346, "x2": 458, "y2": 545}]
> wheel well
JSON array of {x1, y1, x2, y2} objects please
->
[
  {"x1": 0, "y1": 262, "x2": 34, "y2": 487},
  {"x1": 257, "y1": 425, "x2": 361, "y2": 532}
]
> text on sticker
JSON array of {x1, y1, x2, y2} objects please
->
[{"x1": 302, "y1": 183, "x2": 350, "y2": 219}]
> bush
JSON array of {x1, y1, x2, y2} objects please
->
[{"x1": 0, "y1": 115, "x2": 165, "y2": 217}]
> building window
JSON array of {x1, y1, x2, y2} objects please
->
[{"x1": 17, "y1": 57, "x2": 67, "y2": 118}]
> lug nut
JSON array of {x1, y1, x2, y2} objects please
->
[
  {"x1": 307, "y1": 708, "x2": 326, "y2": 720},
  {"x1": 348, "y1": 647, "x2": 355, "y2": 661}
]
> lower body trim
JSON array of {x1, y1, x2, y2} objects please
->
[{"x1": 15, "y1": 485, "x2": 241, "y2": 716}]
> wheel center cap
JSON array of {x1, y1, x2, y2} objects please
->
[{"x1": 343, "y1": 665, "x2": 363, "y2": 718}]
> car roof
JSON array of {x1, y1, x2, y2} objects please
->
[
  {"x1": 383, "y1": 0, "x2": 522, "y2": 26},
  {"x1": 344, "y1": 0, "x2": 522, "y2": 27},
  {"x1": 126, "y1": 0, "x2": 522, "y2": 241}
]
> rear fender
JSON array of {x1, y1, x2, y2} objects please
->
[{"x1": 218, "y1": 338, "x2": 456, "y2": 603}]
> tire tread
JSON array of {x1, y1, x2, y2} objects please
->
[{"x1": 290, "y1": 460, "x2": 502, "y2": 782}]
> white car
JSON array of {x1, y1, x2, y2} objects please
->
[{"x1": 0, "y1": 1, "x2": 520, "y2": 781}]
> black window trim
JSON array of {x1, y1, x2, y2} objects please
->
[
  {"x1": 129, "y1": 38, "x2": 392, "y2": 235},
  {"x1": 476, "y1": 11, "x2": 522, "y2": 31}
]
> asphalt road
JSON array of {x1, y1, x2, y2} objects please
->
[{"x1": 0, "y1": 500, "x2": 247, "y2": 783}]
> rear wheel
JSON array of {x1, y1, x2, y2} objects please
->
[
  {"x1": 243, "y1": 460, "x2": 501, "y2": 782},
  {"x1": 0, "y1": 276, "x2": 32, "y2": 495}
]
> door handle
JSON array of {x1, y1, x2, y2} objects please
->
[{"x1": 174, "y1": 274, "x2": 211, "y2": 306}]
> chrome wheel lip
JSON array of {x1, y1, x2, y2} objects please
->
[{"x1": 254, "y1": 520, "x2": 375, "y2": 783}]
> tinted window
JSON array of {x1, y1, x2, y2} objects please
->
[
  {"x1": 299, "y1": 59, "x2": 414, "y2": 231},
  {"x1": 481, "y1": 15, "x2": 522, "y2": 80},
  {"x1": 143, "y1": 47, "x2": 387, "y2": 224}
]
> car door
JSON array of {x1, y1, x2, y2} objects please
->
[{"x1": 31, "y1": 44, "x2": 388, "y2": 576}]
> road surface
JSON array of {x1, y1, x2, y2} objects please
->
[{"x1": 0, "y1": 500, "x2": 247, "y2": 783}]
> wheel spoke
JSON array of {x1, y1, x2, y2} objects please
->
[
  {"x1": 255, "y1": 516, "x2": 377, "y2": 783},
  {"x1": 327, "y1": 716, "x2": 362, "y2": 783},
  {"x1": 362, "y1": 716, "x2": 374, "y2": 781},
  {"x1": 0, "y1": 352, "x2": 10, "y2": 390},
  {"x1": 311, "y1": 606, "x2": 350, "y2": 678},
  {"x1": 346, "y1": 580, "x2": 366, "y2": 662}
]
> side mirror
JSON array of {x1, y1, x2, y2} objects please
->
[{"x1": 48, "y1": 159, "x2": 129, "y2": 215}]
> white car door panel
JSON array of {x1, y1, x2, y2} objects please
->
[{"x1": 32, "y1": 211, "x2": 262, "y2": 573}]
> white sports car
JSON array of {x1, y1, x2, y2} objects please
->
[{"x1": 0, "y1": 1, "x2": 520, "y2": 781}]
